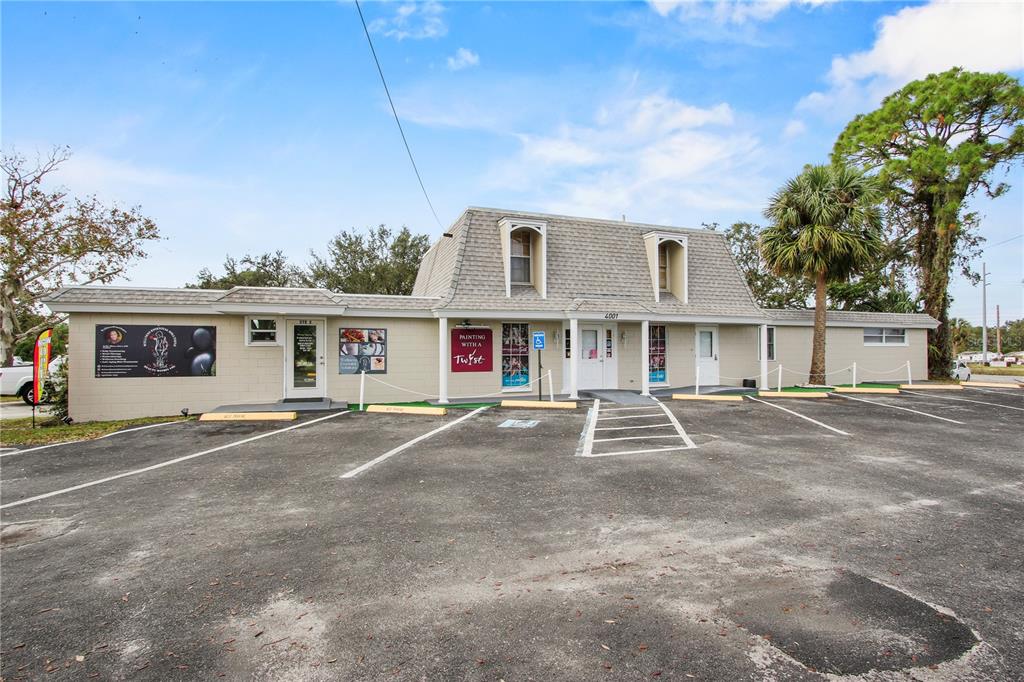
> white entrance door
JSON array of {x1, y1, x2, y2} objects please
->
[
  {"x1": 696, "y1": 325, "x2": 720, "y2": 385},
  {"x1": 285, "y1": 319, "x2": 326, "y2": 399},
  {"x1": 578, "y1": 324, "x2": 618, "y2": 390},
  {"x1": 578, "y1": 326, "x2": 604, "y2": 390}
]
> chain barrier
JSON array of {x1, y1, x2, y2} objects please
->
[{"x1": 362, "y1": 370, "x2": 554, "y2": 402}]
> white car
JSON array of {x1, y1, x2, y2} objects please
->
[
  {"x1": 951, "y1": 361, "x2": 971, "y2": 382},
  {"x1": 0, "y1": 356, "x2": 64, "y2": 404}
]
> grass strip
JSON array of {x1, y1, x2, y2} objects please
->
[{"x1": 1, "y1": 416, "x2": 189, "y2": 448}]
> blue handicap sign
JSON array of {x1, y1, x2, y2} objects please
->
[{"x1": 532, "y1": 331, "x2": 546, "y2": 350}]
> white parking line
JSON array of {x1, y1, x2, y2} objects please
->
[
  {"x1": 597, "y1": 406, "x2": 662, "y2": 412},
  {"x1": 901, "y1": 390, "x2": 1024, "y2": 412},
  {"x1": 0, "y1": 411, "x2": 351, "y2": 510},
  {"x1": 340, "y1": 406, "x2": 489, "y2": 479},
  {"x1": 963, "y1": 386, "x2": 1024, "y2": 396},
  {"x1": 831, "y1": 393, "x2": 964, "y2": 424},
  {"x1": 593, "y1": 434, "x2": 682, "y2": 442},
  {"x1": 0, "y1": 420, "x2": 186, "y2": 459},
  {"x1": 583, "y1": 445, "x2": 693, "y2": 458},
  {"x1": 579, "y1": 398, "x2": 696, "y2": 457},
  {"x1": 746, "y1": 396, "x2": 851, "y2": 436},
  {"x1": 596, "y1": 412, "x2": 664, "y2": 421},
  {"x1": 594, "y1": 423, "x2": 677, "y2": 432}
]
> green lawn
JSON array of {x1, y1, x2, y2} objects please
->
[
  {"x1": 1, "y1": 416, "x2": 190, "y2": 447},
  {"x1": 0, "y1": 395, "x2": 22, "y2": 403},
  {"x1": 771, "y1": 385, "x2": 835, "y2": 393},
  {"x1": 968, "y1": 364, "x2": 1024, "y2": 376}
]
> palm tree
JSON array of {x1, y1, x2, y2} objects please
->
[{"x1": 761, "y1": 164, "x2": 884, "y2": 385}]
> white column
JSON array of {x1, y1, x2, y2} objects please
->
[
  {"x1": 569, "y1": 318, "x2": 579, "y2": 400},
  {"x1": 438, "y1": 317, "x2": 449, "y2": 404},
  {"x1": 759, "y1": 323, "x2": 769, "y2": 391},
  {"x1": 640, "y1": 320, "x2": 650, "y2": 396}
]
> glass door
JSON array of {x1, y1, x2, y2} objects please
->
[{"x1": 285, "y1": 319, "x2": 325, "y2": 399}]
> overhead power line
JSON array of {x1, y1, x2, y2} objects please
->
[
  {"x1": 353, "y1": 0, "x2": 444, "y2": 230},
  {"x1": 983, "y1": 233, "x2": 1022, "y2": 250}
]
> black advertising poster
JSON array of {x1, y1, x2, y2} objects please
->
[
  {"x1": 95, "y1": 325, "x2": 217, "y2": 378},
  {"x1": 339, "y1": 328, "x2": 387, "y2": 374}
]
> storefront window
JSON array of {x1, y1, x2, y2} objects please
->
[
  {"x1": 649, "y1": 325, "x2": 667, "y2": 383},
  {"x1": 501, "y1": 323, "x2": 530, "y2": 388}
]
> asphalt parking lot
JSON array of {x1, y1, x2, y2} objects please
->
[{"x1": 1, "y1": 386, "x2": 1022, "y2": 680}]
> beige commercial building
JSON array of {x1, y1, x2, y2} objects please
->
[{"x1": 46, "y1": 208, "x2": 938, "y2": 422}]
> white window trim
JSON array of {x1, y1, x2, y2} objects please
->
[
  {"x1": 500, "y1": 322, "x2": 533, "y2": 393},
  {"x1": 648, "y1": 324, "x2": 669, "y2": 386},
  {"x1": 863, "y1": 327, "x2": 908, "y2": 347},
  {"x1": 245, "y1": 316, "x2": 282, "y2": 346},
  {"x1": 758, "y1": 325, "x2": 776, "y2": 361},
  {"x1": 643, "y1": 232, "x2": 688, "y2": 304},
  {"x1": 498, "y1": 218, "x2": 547, "y2": 299}
]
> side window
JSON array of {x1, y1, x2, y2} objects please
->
[{"x1": 247, "y1": 318, "x2": 278, "y2": 345}]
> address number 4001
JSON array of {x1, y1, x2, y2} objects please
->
[{"x1": 604, "y1": 313, "x2": 619, "y2": 319}]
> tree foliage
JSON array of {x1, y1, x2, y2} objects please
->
[
  {"x1": 832, "y1": 68, "x2": 1024, "y2": 376},
  {"x1": 761, "y1": 164, "x2": 884, "y2": 384},
  {"x1": 1, "y1": 148, "x2": 159, "y2": 365},
  {"x1": 188, "y1": 251, "x2": 301, "y2": 289},
  {"x1": 303, "y1": 225, "x2": 430, "y2": 295}
]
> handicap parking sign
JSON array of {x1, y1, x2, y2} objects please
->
[{"x1": 532, "y1": 331, "x2": 545, "y2": 350}]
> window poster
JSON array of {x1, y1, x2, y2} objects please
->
[
  {"x1": 339, "y1": 328, "x2": 387, "y2": 374},
  {"x1": 648, "y1": 325, "x2": 667, "y2": 383},
  {"x1": 451, "y1": 327, "x2": 493, "y2": 372},
  {"x1": 501, "y1": 323, "x2": 530, "y2": 387},
  {"x1": 95, "y1": 325, "x2": 216, "y2": 378}
]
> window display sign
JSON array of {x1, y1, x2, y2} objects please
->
[
  {"x1": 501, "y1": 323, "x2": 529, "y2": 387},
  {"x1": 451, "y1": 327, "x2": 493, "y2": 372},
  {"x1": 339, "y1": 328, "x2": 387, "y2": 374},
  {"x1": 95, "y1": 325, "x2": 216, "y2": 378}
]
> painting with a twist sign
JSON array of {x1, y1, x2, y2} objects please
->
[{"x1": 451, "y1": 327, "x2": 493, "y2": 372}]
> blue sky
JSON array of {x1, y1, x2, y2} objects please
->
[{"x1": 3, "y1": 0, "x2": 1021, "y2": 324}]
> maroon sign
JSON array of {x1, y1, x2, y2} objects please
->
[{"x1": 451, "y1": 327, "x2": 493, "y2": 372}]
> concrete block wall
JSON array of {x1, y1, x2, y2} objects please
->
[{"x1": 68, "y1": 313, "x2": 282, "y2": 422}]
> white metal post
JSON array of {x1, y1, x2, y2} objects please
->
[
  {"x1": 851, "y1": 362, "x2": 857, "y2": 389},
  {"x1": 759, "y1": 323, "x2": 768, "y2": 390},
  {"x1": 547, "y1": 370, "x2": 554, "y2": 402},
  {"x1": 981, "y1": 262, "x2": 988, "y2": 364},
  {"x1": 640, "y1": 319, "x2": 650, "y2": 396},
  {"x1": 906, "y1": 360, "x2": 912, "y2": 386},
  {"x1": 777, "y1": 365, "x2": 783, "y2": 392},
  {"x1": 438, "y1": 317, "x2": 449, "y2": 404},
  {"x1": 569, "y1": 318, "x2": 579, "y2": 400},
  {"x1": 359, "y1": 370, "x2": 365, "y2": 411},
  {"x1": 695, "y1": 365, "x2": 700, "y2": 396}
]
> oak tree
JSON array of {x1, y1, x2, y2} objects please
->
[{"x1": 1, "y1": 148, "x2": 160, "y2": 365}]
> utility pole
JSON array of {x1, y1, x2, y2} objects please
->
[
  {"x1": 981, "y1": 263, "x2": 989, "y2": 363},
  {"x1": 996, "y1": 304, "x2": 1001, "y2": 355}
]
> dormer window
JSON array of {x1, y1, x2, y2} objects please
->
[
  {"x1": 658, "y1": 243, "x2": 669, "y2": 290},
  {"x1": 498, "y1": 217, "x2": 547, "y2": 298},
  {"x1": 644, "y1": 232, "x2": 688, "y2": 303},
  {"x1": 510, "y1": 230, "x2": 532, "y2": 284}
]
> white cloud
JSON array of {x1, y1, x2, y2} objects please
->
[
  {"x1": 799, "y1": 0, "x2": 1024, "y2": 117},
  {"x1": 487, "y1": 92, "x2": 766, "y2": 219},
  {"x1": 368, "y1": 1, "x2": 446, "y2": 40},
  {"x1": 782, "y1": 119, "x2": 806, "y2": 139},
  {"x1": 446, "y1": 48, "x2": 479, "y2": 72},
  {"x1": 649, "y1": 0, "x2": 837, "y2": 25}
]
